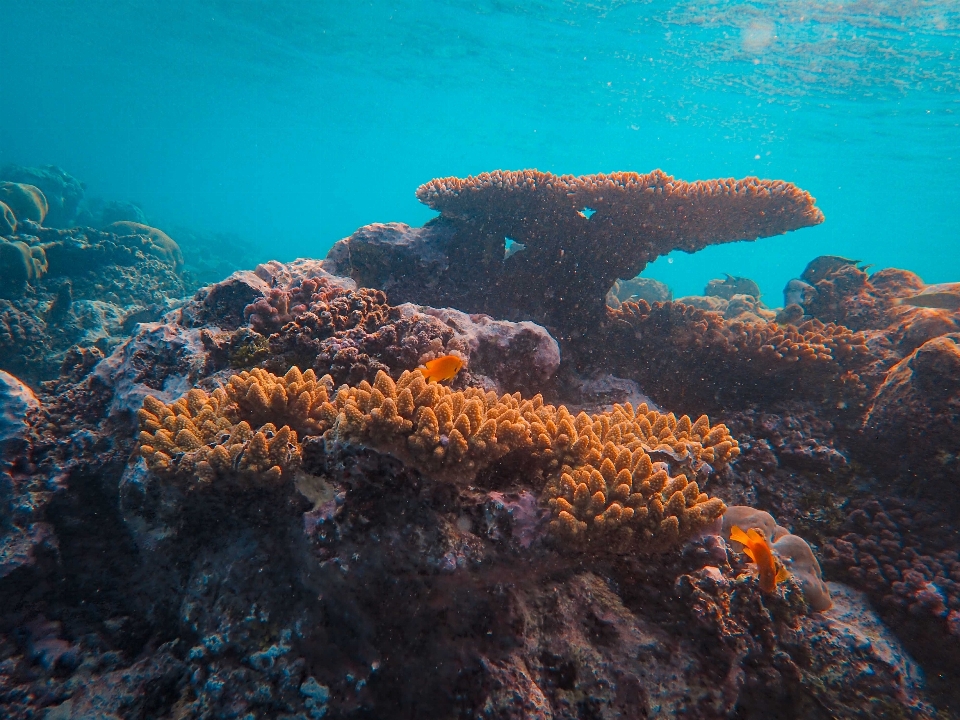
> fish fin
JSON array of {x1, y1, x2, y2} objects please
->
[
  {"x1": 745, "y1": 527, "x2": 767, "y2": 546},
  {"x1": 729, "y1": 525, "x2": 751, "y2": 545},
  {"x1": 776, "y1": 566, "x2": 790, "y2": 584}
]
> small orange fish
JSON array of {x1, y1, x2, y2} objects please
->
[
  {"x1": 421, "y1": 354, "x2": 463, "y2": 382},
  {"x1": 729, "y1": 525, "x2": 790, "y2": 593}
]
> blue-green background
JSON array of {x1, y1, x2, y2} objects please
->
[{"x1": 2, "y1": 1, "x2": 957, "y2": 302}]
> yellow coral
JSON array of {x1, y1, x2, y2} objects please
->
[
  {"x1": 136, "y1": 367, "x2": 738, "y2": 552},
  {"x1": 138, "y1": 386, "x2": 300, "y2": 487}
]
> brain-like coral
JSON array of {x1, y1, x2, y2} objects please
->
[
  {"x1": 138, "y1": 366, "x2": 739, "y2": 553},
  {"x1": 0, "y1": 182, "x2": 48, "y2": 224},
  {"x1": 0, "y1": 164, "x2": 84, "y2": 227},
  {"x1": 0, "y1": 201, "x2": 16, "y2": 236},
  {"x1": 104, "y1": 221, "x2": 184, "y2": 272},
  {"x1": 0, "y1": 239, "x2": 47, "y2": 297},
  {"x1": 594, "y1": 299, "x2": 870, "y2": 413}
]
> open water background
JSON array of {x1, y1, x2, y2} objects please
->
[{"x1": 2, "y1": 0, "x2": 958, "y2": 301}]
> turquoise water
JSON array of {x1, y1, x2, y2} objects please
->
[{"x1": 2, "y1": 1, "x2": 958, "y2": 301}]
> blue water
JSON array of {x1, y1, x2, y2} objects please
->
[{"x1": 2, "y1": 1, "x2": 958, "y2": 302}]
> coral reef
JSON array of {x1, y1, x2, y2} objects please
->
[
  {"x1": 592, "y1": 299, "x2": 870, "y2": 414},
  {"x1": 0, "y1": 224, "x2": 187, "y2": 384},
  {"x1": 327, "y1": 169, "x2": 822, "y2": 340},
  {"x1": 0, "y1": 165, "x2": 83, "y2": 227},
  {"x1": 861, "y1": 333, "x2": 960, "y2": 495}
]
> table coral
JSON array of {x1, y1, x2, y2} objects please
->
[
  {"x1": 594, "y1": 299, "x2": 870, "y2": 413},
  {"x1": 327, "y1": 169, "x2": 822, "y2": 340}
]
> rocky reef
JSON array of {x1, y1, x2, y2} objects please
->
[{"x1": 1, "y1": 168, "x2": 959, "y2": 718}]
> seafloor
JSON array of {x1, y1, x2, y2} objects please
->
[{"x1": 1, "y1": 165, "x2": 960, "y2": 719}]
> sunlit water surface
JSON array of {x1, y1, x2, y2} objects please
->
[{"x1": 2, "y1": 0, "x2": 958, "y2": 300}]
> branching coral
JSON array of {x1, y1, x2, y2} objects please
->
[
  {"x1": 540, "y1": 401, "x2": 734, "y2": 552},
  {"x1": 593, "y1": 299, "x2": 870, "y2": 413},
  {"x1": 138, "y1": 366, "x2": 739, "y2": 553},
  {"x1": 138, "y1": 386, "x2": 301, "y2": 487},
  {"x1": 243, "y1": 278, "x2": 393, "y2": 336},
  {"x1": 327, "y1": 169, "x2": 823, "y2": 340}
]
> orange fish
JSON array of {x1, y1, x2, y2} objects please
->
[
  {"x1": 729, "y1": 525, "x2": 790, "y2": 593},
  {"x1": 421, "y1": 354, "x2": 463, "y2": 382}
]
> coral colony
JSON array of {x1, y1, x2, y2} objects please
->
[{"x1": 2, "y1": 166, "x2": 959, "y2": 717}]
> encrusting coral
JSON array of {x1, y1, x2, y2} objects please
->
[
  {"x1": 138, "y1": 366, "x2": 739, "y2": 553},
  {"x1": 327, "y1": 169, "x2": 823, "y2": 340}
]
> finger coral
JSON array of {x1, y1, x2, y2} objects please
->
[
  {"x1": 540, "y1": 401, "x2": 734, "y2": 552},
  {"x1": 137, "y1": 386, "x2": 301, "y2": 488},
  {"x1": 327, "y1": 169, "x2": 823, "y2": 340},
  {"x1": 138, "y1": 366, "x2": 739, "y2": 553},
  {"x1": 596, "y1": 299, "x2": 870, "y2": 413}
]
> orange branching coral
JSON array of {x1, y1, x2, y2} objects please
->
[
  {"x1": 137, "y1": 386, "x2": 301, "y2": 487},
  {"x1": 224, "y1": 367, "x2": 338, "y2": 438},
  {"x1": 331, "y1": 368, "x2": 535, "y2": 483},
  {"x1": 599, "y1": 300, "x2": 869, "y2": 412},
  {"x1": 136, "y1": 366, "x2": 739, "y2": 552},
  {"x1": 540, "y1": 402, "x2": 733, "y2": 552}
]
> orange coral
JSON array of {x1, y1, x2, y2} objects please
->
[
  {"x1": 137, "y1": 366, "x2": 739, "y2": 553},
  {"x1": 137, "y1": 386, "x2": 300, "y2": 487}
]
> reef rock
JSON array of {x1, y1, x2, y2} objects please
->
[
  {"x1": 0, "y1": 165, "x2": 84, "y2": 228},
  {"x1": 862, "y1": 333, "x2": 960, "y2": 493}
]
